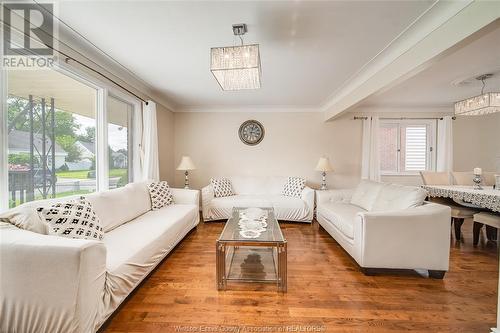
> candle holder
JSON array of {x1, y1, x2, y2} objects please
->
[{"x1": 473, "y1": 174, "x2": 483, "y2": 190}]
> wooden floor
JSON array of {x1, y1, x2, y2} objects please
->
[{"x1": 103, "y1": 219, "x2": 498, "y2": 333}]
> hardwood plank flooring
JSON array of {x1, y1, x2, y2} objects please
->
[{"x1": 102, "y1": 219, "x2": 498, "y2": 333}]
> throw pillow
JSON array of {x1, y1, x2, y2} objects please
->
[
  {"x1": 37, "y1": 197, "x2": 104, "y2": 240},
  {"x1": 147, "y1": 181, "x2": 174, "y2": 210},
  {"x1": 282, "y1": 177, "x2": 306, "y2": 198},
  {"x1": 211, "y1": 178, "x2": 235, "y2": 198}
]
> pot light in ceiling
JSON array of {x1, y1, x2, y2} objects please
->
[{"x1": 210, "y1": 24, "x2": 261, "y2": 91}]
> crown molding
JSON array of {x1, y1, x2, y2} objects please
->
[
  {"x1": 353, "y1": 105, "x2": 453, "y2": 114},
  {"x1": 177, "y1": 105, "x2": 322, "y2": 113}
]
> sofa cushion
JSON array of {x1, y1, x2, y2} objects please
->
[
  {"x1": 86, "y1": 181, "x2": 151, "y2": 232},
  {"x1": 211, "y1": 178, "x2": 235, "y2": 198},
  {"x1": 350, "y1": 180, "x2": 385, "y2": 211},
  {"x1": 147, "y1": 181, "x2": 173, "y2": 210},
  {"x1": 209, "y1": 194, "x2": 310, "y2": 221},
  {"x1": 371, "y1": 184, "x2": 428, "y2": 212},
  {"x1": 282, "y1": 177, "x2": 306, "y2": 198},
  {"x1": 36, "y1": 197, "x2": 104, "y2": 240},
  {"x1": 102, "y1": 203, "x2": 198, "y2": 317},
  {"x1": 317, "y1": 202, "x2": 365, "y2": 239}
]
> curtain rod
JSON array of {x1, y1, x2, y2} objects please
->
[
  {"x1": 353, "y1": 116, "x2": 456, "y2": 120},
  {"x1": 1, "y1": 10, "x2": 148, "y2": 104}
]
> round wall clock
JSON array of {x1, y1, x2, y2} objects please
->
[{"x1": 239, "y1": 120, "x2": 265, "y2": 146}]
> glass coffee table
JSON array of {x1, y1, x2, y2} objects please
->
[{"x1": 216, "y1": 207, "x2": 287, "y2": 292}]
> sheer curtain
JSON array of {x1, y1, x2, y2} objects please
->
[
  {"x1": 361, "y1": 116, "x2": 380, "y2": 181},
  {"x1": 436, "y1": 116, "x2": 453, "y2": 173},
  {"x1": 140, "y1": 100, "x2": 160, "y2": 181}
]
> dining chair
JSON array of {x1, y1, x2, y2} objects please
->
[
  {"x1": 452, "y1": 171, "x2": 496, "y2": 186},
  {"x1": 452, "y1": 171, "x2": 497, "y2": 243},
  {"x1": 473, "y1": 212, "x2": 500, "y2": 246},
  {"x1": 420, "y1": 171, "x2": 479, "y2": 241}
]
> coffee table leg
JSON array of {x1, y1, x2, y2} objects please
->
[
  {"x1": 216, "y1": 241, "x2": 226, "y2": 290},
  {"x1": 278, "y1": 243, "x2": 287, "y2": 293}
]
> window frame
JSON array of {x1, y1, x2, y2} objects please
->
[
  {"x1": 379, "y1": 119, "x2": 437, "y2": 176},
  {"x1": 0, "y1": 61, "x2": 142, "y2": 211},
  {"x1": 107, "y1": 92, "x2": 137, "y2": 186}
]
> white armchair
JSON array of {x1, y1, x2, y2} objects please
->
[{"x1": 316, "y1": 180, "x2": 451, "y2": 278}]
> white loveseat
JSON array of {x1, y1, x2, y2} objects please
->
[
  {"x1": 316, "y1": 180, "x2": 451, "y2": 278},
  {"x1": 0, "y1": 182, "x2": 199, "y2": 333},
  {"x1": 202, "y1": 176, "x2": 314, "y2": 223}
]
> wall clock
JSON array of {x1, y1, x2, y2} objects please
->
[{"x1": 239, "y1": 120, "x2": 265, "y2": 146}]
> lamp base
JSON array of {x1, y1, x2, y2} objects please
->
[
  {"x1": 320, "y1": 171, "x2": 327, "y2": 190},
  {"x1": 184, "y1": 171, "x2": 190, "y2": 189}
]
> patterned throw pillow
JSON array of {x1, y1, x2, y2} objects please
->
[
  {"x1": 211, "y1": 178, "x2": 235, "y2": 198},
  {"x1": 147, "y1": 181, "x2": 174, "y2": 210},
  {"x1": 37, "y1": 197, "x2": 104, "y2": 240},
  {"x1": 282, "y1": 177, "x2": 306, "y2": 198}
]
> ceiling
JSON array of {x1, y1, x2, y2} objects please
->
[
  {"x1": 57, "y1": 0, "x2": 436, "y2": 110},
  {"x1": 360, "y1": 20, "x2": 500, "y2": 109}
]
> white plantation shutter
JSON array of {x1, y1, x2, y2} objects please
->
[
  {"x1": 404, "y1": 126, "x2": 427, "y2": 171},
  {"x1": 378, "y1": 120, "x2": 435, "y2": 174}
]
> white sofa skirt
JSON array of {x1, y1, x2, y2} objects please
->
[{"x1": 99, "y1": 203, "x2": 199, "y2": 327}]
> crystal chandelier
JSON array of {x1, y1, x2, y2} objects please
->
[
  {"x1": 210, "y1": 24, "x2": 261, "y2": 91},
  {"x1": 454, "y1": 74, "x2": 500, "y2": 116}
]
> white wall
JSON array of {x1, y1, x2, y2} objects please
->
[
  {"x1": 167, "y1": 109, "x2": 500, "y2": 190},
  {"x1": 173, "y1": 111, "x2": 362, "y2": 189},
  {"x1": 453, "y1": 112, "x2": 500, "y2": 172}
]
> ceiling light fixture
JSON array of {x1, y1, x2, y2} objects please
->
[
  {"x1": 210, "y1": 24, "x2": 261, "y2": 91},
  {"x1": 454, "y1": 74, "x2": 500, "y2": 116}
]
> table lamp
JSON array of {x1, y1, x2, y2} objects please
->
[
  {"x1": 315, "y1": 157, "x2": 333, "y2": 190},
  {"x1": 177, "y1": 156, "x2": 196, "y2": 189}
]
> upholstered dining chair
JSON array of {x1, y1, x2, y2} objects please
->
[
  {"x1": 452, "y1": 171, "x2": 498, "y2": 244},
  {"x1": 420, "y1": 171, "x2": 480, "y2": 241},
  {"x1": 473, "y1": 212, "x2": 500, "y2": 246},
  {"x1": 451, "y1": 171, "x2": 496, "y2": 186}
]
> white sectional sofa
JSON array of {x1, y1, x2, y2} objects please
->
[
  {"x1": 202, "y1": 176, "x2": 314, "y2": 222},
  {"x1": 316, "y1": 180, "x2": 451, "y2": 278},
  {"x1": 0, "y1": 182, "x2": 199, "y2": 333}
]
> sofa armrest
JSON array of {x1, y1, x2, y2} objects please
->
[
  {"x1": 301, "y1": 186, "x2": 315, "y2": 210},
  {"x1": 201, "y1": 184, "x2": 214, "y2": 207},
  {"x1": 171, "y1": 188, "x2": 200, "y2": 206},
  {"x1": 0, "y1": 224, "x2": 106, "y2": 332},
  {"x1": 357, "y1": 203, "x2": 451, "y2": 270},
  {"x1": 316, "y1": 189, "x2": 354, "y2": 205}
]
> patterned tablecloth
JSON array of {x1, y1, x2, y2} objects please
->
[{"x1": 422, "y1": 185, "x2": 500, "y2": 213}]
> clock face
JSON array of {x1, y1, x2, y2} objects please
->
[{"x1": 239, "y1": 120, "x2": 265, "y2": 145}]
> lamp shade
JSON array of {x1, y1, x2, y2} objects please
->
[
  {"x1": 315, "y1": 157, "x2": 333, "y2": 172},
  {"x1": 177, "y1": 156, "x2": 196, "y2": 171}
]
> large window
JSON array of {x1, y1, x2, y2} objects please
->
[
  {"x1": 3, "y1": 67, "x2": 138, "y2": 209},
  {"x1": 379, "y1": 120, "x2": 436, "y2": 175}
]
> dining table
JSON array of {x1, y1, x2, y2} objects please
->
[{"x1": 422, "y1": 185, "x2": 500, "y2": 213}]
